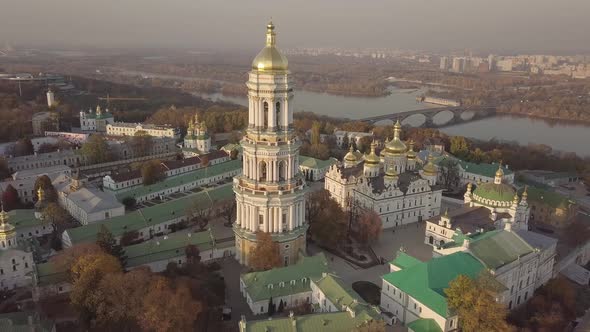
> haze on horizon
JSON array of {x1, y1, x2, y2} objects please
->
[{"x1": 1, "y1": 0, "x2": 589, "y2": 54}]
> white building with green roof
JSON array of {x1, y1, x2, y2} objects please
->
[
  {"x1": 434, "y1": 225, "x2": 557, "y2": 310},
  {"x1": 381, "y1": 251, "x2": 488, "y2": 332},
  {"x1": 62, "y1": 183, "x2": 234, "y2": 247},
  {"x1": 240, "y1": 253, "x2": 329, "y2": 315},
  {"x1": 125, "y1": 229, "x2": 235, "y2": 271},
  {"x1": 299, "y1": 156, "x2": 337, "y2": 182},
  {"x1": 183, "y1": 113, "x2": 211, "y2": 157},
  {"x1": 0, "y1": 210, "x2": 35, "y2": 290},
  {"x1": 463, "y1": 164, "x2": 529, "y2": 231},
  {"x1": 79, "y1": 105, "x2": 115, "y2": 132},
  {"x1": 435, "y1": 156, "x2": 514, "y2": 187},
  {"x1": 115, "y1": 159, "x2": 241, "y2": 203},
  {"x1": 238, "y1": 309, "x2": 378, "y2": 332}
]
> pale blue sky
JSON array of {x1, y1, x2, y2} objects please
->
[{"x1": 1, "y1": 0, "x2": 588, "y2": 53}]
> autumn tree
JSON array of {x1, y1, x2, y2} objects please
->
[
  {"x1": 70, "y1": 252, "x2": 123, "y2": 324},
  {"x1": 81, "y1": 134, "x2": 111, "y2": 164},
  {"x1": 445, "y1": 274, "x2": 513, "y2": 332},
  {"x1": 249, "y1": 231, "x2": 282, "y2": 271},
  {"x1": 354, "y1": 209, "x2": 382, "y2": 245},
  {"x1": 1, "y1": 184, "x2": 19, "y2": 211},
  {"x1": 10, "y1": 138, "x2": 34, "y2": 156},
  {"x1": 357, "y1": 136, "x2": 373, "y2": 154},
  {"x1": 0, "y1": 157, "x2": 10, "y2": 180},
  {"x1": 96, "y1": 224, "x2": 127, "y2": 267},
  {"x1": 185, "y1": 244, "x2": 201, "y2": 265},
  {"x1": 139, "y1": 276, "x2": 202, "y2": 332},
  {"x1": 219, "y1": 199, "x2": 236, "y2": 226},
  {"x1": 438, "y1": 158, "x2": 461, "y2": 189},
  {"x1": 34, "y1": 174, "x2": 58, "y2": 202},
  {"x1": 186, "y1": 198, "x2": 211, "y2": 231},
  {"x1": 141, "y1": 160, "x2": 165, "y2": 185},
  {"x1": 311, "y1": 121, "x2": 321, "y2": 145},
  {"x1": 93, "y1": 267, "x2": 152, "y2": 329},
  {"x1": 51, "y1": 243, "x2": 104, "y2": 274},
  {"x1": 449, "y1": 136, "x2": 469, "y2": 159},
  {"x1": 306, "y1": 189, "x2": 347, "y2": 249},
  {"x1": 41, "y1": 202, "x2": 70, "y2": 233}
]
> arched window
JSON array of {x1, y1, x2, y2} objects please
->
[
  {"x1": 278, "y1": 160, "x2": 286, "y2": 181},
  {"x1": 263, "y1": 102, "x2": 269, "y2": 129},
  {"x1": 429, "y1": 236, "x2": 434, "y2": 244},
  {"x1": 259, "y1": 161, "x2": 267, "y2": 182},
  {"x1": 275, "y1": 102, "x2": 281, "y2": 128}
]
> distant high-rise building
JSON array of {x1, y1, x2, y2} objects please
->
[
  {"x1": 488, "y1": 54, "x2": 495, "y2": 72},
  {"x1": 452, "y1": 57, "x2": 465, "y2": 73},
  {"x1": 46, "y1": 89, "x2": 55, "y2": 108},
  {"x1": 439, "y1": 56, "x2": 449, "y2": 71}
]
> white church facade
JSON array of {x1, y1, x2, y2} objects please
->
[{"x1": 325, "y1": 122, "x2": 443, "y2": 229}]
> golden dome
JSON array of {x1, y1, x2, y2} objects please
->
[
  {"x1": 252, "y1": 21, "x2": 289, "y2": 71},
  {"x1": 422, "y1": 154, "x2": 437, "y2": 176},
  {"x1": 344, "y1": 145, "x2": 357, "y2": 162},
  {"x1": 384, "y1": 120, "x2": 406, "y2": 155},
  {"x1": 385, "y1": 166, "x2": 398, "y2": 180},
  {"x1": 364, "y1": 141, "x2": 380, "y2": 165},
  {"x1": 0, "y1": 209, "x2": 15, "y2": 237}
]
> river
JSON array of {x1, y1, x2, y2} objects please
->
[{"x1": 200, "y1": 88, "x2": 589, "y2": 157}]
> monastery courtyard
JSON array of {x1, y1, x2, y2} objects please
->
[{"x1": 219, "y1": 195, "x2": 460, "y2": 329}]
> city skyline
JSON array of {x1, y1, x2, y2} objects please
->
[{"x1": 1, "y1": 0, "x2": 590, "y2": 53}]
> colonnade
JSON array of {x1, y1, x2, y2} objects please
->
[
  {"x1": 235, "y1": 200, "x2": 305, "y2": 233},
  {"x1": 243, "y1": 153, "x2": 298, "y2": 182},
  {"x1": 248, "y1": 95, "x2": 292, "y2": 131}
]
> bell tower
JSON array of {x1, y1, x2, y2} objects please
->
[{"x1": 233, "y1": 22, "x2": 307, "y2": 267}]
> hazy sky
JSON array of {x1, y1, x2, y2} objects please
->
[{"x1": 1, "y1": 0, "x2": 589, "y2": 53}]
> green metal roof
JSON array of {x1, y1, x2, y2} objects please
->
[
  {"x1": 7, "y1": 209, "x2": 44, "y2": 231},
  {"x1": 390, "y1": 251, "x2": 422, "y2": 270},
  {"x1": 468, "y1": 230, "x2": 534, "y2": 270},
  {"x1": 65, "y1": 184, "x2": 234, "y2": 245},
  {"x1": 518, "y1": 186, "x2": 574, "y2": 209},
  {"x1": 407, "y1": 318, "x2": 443, "y2": 332},
  {"x1": 473, "y1": 182, "x2": 516, "y2": 202},
  {"x1": 35, "y1": 261, "x2": 68, "y2": 286},
  {"x1": 125, "y1": 229, "x2": 232, "y2": 268},
  {"x1": 116, "y1": 159, "x2": 240, "y2": 201},
  {"x1": 242, "y1": 310, "x2": 378, "y2": 332},
  {"x1": 0, "y1": 312, "x2": 55, "y2": 332},
  {"x1": 313, "y1": 274, "x2": 365, "y2": 310},
  {"x1": 382, "y1": 252, "x2": 485, "y2": 317},
  {"x1": 241, "y1": 253, "x2": 329, "y2": 302},
  {"x1": 299, "y1": 156, "x2": 337, "y2": 169},
  {"x1": 436, "y1": 156, "x2": 513, "y2": 178}
]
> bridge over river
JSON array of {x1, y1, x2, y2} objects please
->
[{"x1": 359, "y1": 105, "x2": 497, "y2": 128}]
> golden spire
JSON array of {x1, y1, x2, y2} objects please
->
[
  {"x1": 344, "y1": 144, "x2": 357, "y2": 162},
  {"x1": 364, "y1": 140, "x2": 380, "y2": 165},
  {"x1": 495, "y1": 161, "x2": 504, "y2": 177},
  {"x1": 393, "y1": 120, "x2": 402, "y2": 140},
  {"x1": 0, "y1": 208, "x2": 7, "y2": 224},
  {"x1": 266, "y1": 20, "x2": 276, "y2": 47},
  {"x1": 522, "y1": 185, "x2": 528, "y2": 199},
  {"x1": 513, "y1": 193, "x2": 519, "y2": 203},
  {"x1": 37, "y1": 186, "x2": 45, "y2": 202},
  {"x1": 444, "y1": 208, "x2": 449, "y2": 217}
]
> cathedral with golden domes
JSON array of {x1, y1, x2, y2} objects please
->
[{"x1": 325, "y1": 121, "x2": 443, "y2": 229}]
